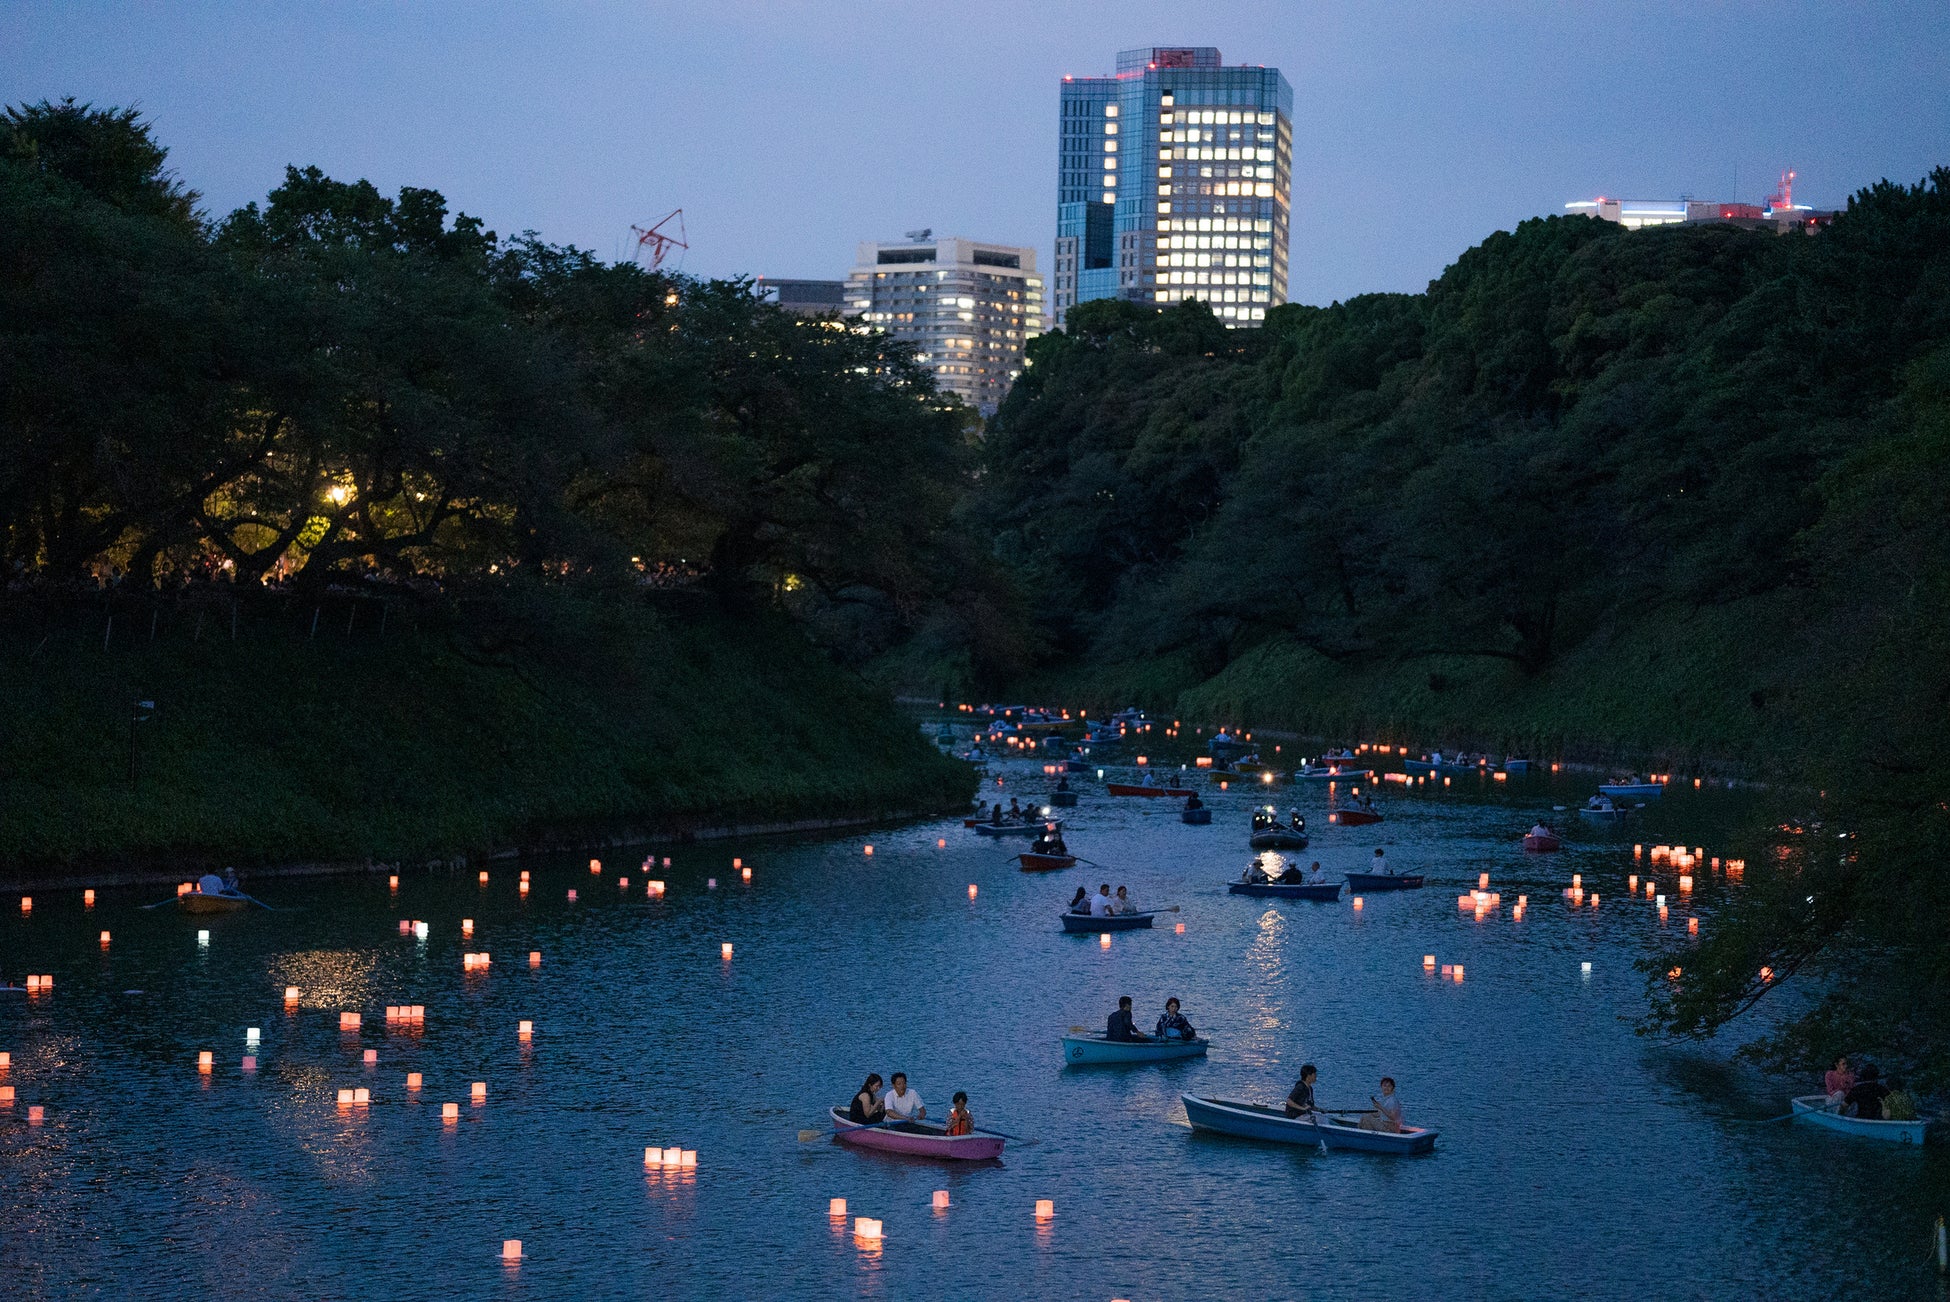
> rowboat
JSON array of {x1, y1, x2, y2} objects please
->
[
  {"x1": 1181, "y1": 807, "x2": 1212, "y2": 825},
  {"x1": 1018, "y1": 852, "x2": 1077, "y2": 872},
  {"x1": 1413, "y1": 754, "x2": 1491, "y2": 773},
  {"x1": 1182, "y1": 1094, "x2": 1438, "y2": 1154},
  {"x1": 1577, "y1": 802, "x2": 1631, "y2": 822},
  {"x1": 1228, "y1": 880, "x2": 1340, "y2": 901},
  {"x1": 1063, "y1": 1034, "x2": 1208, "y2": 1065},
  {"x1": 1342, "y1": 871, "x2": 1423, "y2": 891},
  {"x1": 1330, "y1": 808, "x2": 1383, "y2": 826},
  {"x1": 178, "y1": 888, "x2": 253, "y2": 914},
  {"x1": 1059, "y1": 911, "x2": 1156, "y2": 933},
  {"x1": 1048, "y1": 790, "x2": 1079, "y2": 807},
  {"x1": 1598, "y1": 780, "x2": 1663, "y2": 799},
  {"x1": 1294, "y1": 766, "x2": 1372, "y2": 781},
  {"x1": 1249, "y1": 829, "x2": 1309, "y2": 850},
  {"x1": 1502, "y1": 757, "x2": 1532, "y2": 772},
  {"x1": 1105, "y1": 783, "x2": 1197, "y2": 798},
  {"x1": 1791, "y1": 1095, "x2": 1928, "y2": 1145},
  {"x1": 1522, "y1": 832, "x2": 1562, "y2": 852},
  {"x1": 829, "y1": 1107, "x2": 1007, "y2": 1161},
  {"x1": 973, "y1": 821, "x2": 1058, "y2": 838}
]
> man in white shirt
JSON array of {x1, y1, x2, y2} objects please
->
[
  {"x1": 1089, "y1": 884, "x2": 1114, "y2": 917},
  {"x1": 884, "y1": 1072, "x2": 925, "y2": 1122},
  {"x1": 1371, "y1": 848, "x2": 1391, "y2": 875}
]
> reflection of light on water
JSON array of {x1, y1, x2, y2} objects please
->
[{"x1": 267, "y1": 951, "x2": 382, "y2": 1011}]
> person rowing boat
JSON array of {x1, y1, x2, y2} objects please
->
[
  {"x1": 1284, "y1": 1064, "x2": 1319, "y2": 1119},
  {"x1": 1106, "y1": 995, "x2": 1150, "y2": 1042}
]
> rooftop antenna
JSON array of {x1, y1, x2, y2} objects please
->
[
  {"x1": 629, "y1": 209, "x2": 688, "y2": 270},
  {"x1": 1764, "y1": 169, "x2": 1796, "y2": 213},
  {"x1": 904, "y1": 227, "x2": 933, "y2": 242}
]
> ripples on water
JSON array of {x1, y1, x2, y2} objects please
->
[{"x1": 2, "y1": 763, "x2": 1945, "y2": 1300}]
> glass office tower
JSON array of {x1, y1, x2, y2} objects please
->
[{"x1": 1053, "y1": 47, "x2": 1292, "y2": 328}]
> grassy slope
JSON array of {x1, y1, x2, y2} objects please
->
[
  {"x1": 0, "y1": 597, "x2": 972, "y2": 872},
  {"x1": 991, "y1": 594, "x2": 1806, "y2": 771}
]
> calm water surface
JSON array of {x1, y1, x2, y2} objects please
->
[{"x1": 3, "y1": 758, "x2": 1945, "y2": 1300}]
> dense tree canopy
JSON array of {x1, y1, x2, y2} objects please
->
[{"x1": 0, "y1": 103, "x2": 993, "y2": 664}]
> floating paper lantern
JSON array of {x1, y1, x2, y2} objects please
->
[
  {"x1": 1634, "y1": 844, "x2": 1643, "y2": 859},
  {"x1": 1590, "y1": 894, "x2": 1599, "y2": 907},
  {"x1": 721, "y1": 943, "x2": 733, "y2": 960},
  {"x1": 647, "y1": 881, "x2": 664, "y2": 895},
  {"x1": 520, "y1": 870, "x2": 530, "y2": 883},
  {"x1": 937, "y1": 838, "x2": 946, "y2": 848},
  {"x1": 1655, "y1": 894, "x2": 1666, "y2": 907},
  {"x1": 339, "y1": 1012, "x2": 360, "y2": 1030},
  {"x1": 386, "y1": 1006, "x2": 400, "y2": 1021},
  {"x1": 1099, "y1": 934, "x2": 1111, "y2": 948},
  {"x1": 1688, "y1": 918, "x2": 1699, "y2": 934},
  {"x1": 1453, "y1": 965, "x2": 1464, "y2": 979},
  {"x1": 398, "y1": 920, "x2": 411, "y2": 935},
  {"x1": 1424, "y1": 955, "x2": 1436, "y2": 969},
  {"x1": 529, "y1": 951, "x2": 541, "y2": 967},
  {"x1": 933, "y1": 1190, "x2": 950, "y2": 1210},
  {"x1": 0, "y1": 1085, "x2": 11, "y2": 1102},
  {"x1": 354, "y1": 1088, "x2": 370, "y2": 1105},
  {"x1": 1679, "y1": 875, "x2": 1693, "y2": 892},
  {"x1": 854, "y1": 1217, "x2": 883, "y2": 1240},
  {"x1": 680, "y1": 1150, "x2": 696, "y2": 1167},
  {"x1": 178, "y1": 882, "x2": 191, "y2": 896},
  {"x1": 968, "y1": 884, "x2": 978, "y2": 899},
  {"x1": 100, "y1": 931, "x2": 111, "y2": 947},
  {"x1": 410, "y1": 1005, "x2": 424, "y2": 1020},
  {"x1": 1571, "y1": 874, "x2": 1581, "y2": 888},
  {"x1": 1035, "y1": 1200, "x2": 1055, "y2": 1220},
  {"x1": 246, "y1": 1027, "x2": 260, "y2": 1043},
  {"x1": 198, "y1": 1051, "x2": 213, "y2": 1073},
  {"x1": 663, "y1": 857, "x2": 671, "y2": 868},
  {"x1": 337, "y1": 1088, "x2": 354, "y2": 1105},
  {"x1": 442, "y1": 1102, "x2": 459, "y2": 1121},
  {"x1": 472, "y1": 1082, "x2": 487, "y2": 1101},
  {"x1": 618, "y1": 878, "x2": 629, "y2": 888},
  {"x1": 242, "y1": 1056, "x2": 256, "y2": 1072},
  {"x1": 829, "y1": 1198, "x2": 847, "y2": 1218},
  {"x1": 415, "y1": 921, "x2": 429, "y2": 939},
  {"x1": 389, "y1": 875, "x2": 399, "y2": 891},
  {"x1": 18, "y1": 895, "x2": 29, "y2": 914},
  {"x1": 1440, "y1": 964, "x2": 1453, "y2": 975},
  {"x1": 27, "y1": 1106, "x2": 43, "y2": 1123},
  {"x1": 1478, "y1": 873, "x2": 1490, "y2": 890},
  {"x1": 1352, "y1": 897, "x2": 1364, "y2": 910},
  {"x1": 285, "y1": 987, "x2": 301, "y2": 1004},
  {"x1": 407, "y1": 1072, "x2": 423, "y2": 1090},
  {"x1": 197, "y1": 930, "x2": 209, "y2": 946},
  {"x1": 662, "y1": 1146, "x2": 681, "y2": 1164},
  {"x1": 864, "y1": 846, "x2": 874, "y2": 856},
  {"x1": 1629, "y1": 874, "x2": 1638, "y2": 890},
  {"x1": 1582, "y1": 961, "x2": 1592, "y2": 974},
  {"x1": 707, "y1": 878, "x2": 717, "y2": 889},
  {"x1": 567, "y1": 890, "x2": 578, "y2": 901},
  {"x1": 518, "y1": 1020, "x2": 533, "y2": 1038},
  {"x1": 363, "y1": 1049, "x2": 377, "y2": 1064},
  {"x1": 646, "y1": 1147, "x2": 663, "y2": 1166},
  {"x1": 83, "y1": 889, "x2": 95, "y2": 906},
  {"x1": 478, "y1": 872, "x2": 488, "y2": 884},
  {"x1": 590, "y1": 859, "x2": 602, "y2": 874},
  {"x1": 1517, "y1": 894, "x2": 1528, "y2": 907},
  {"x1": 502, "y1": 1240, "x2": 521, "y2": 1261},
  {"x1": 1175, "y1": 922, "x2": 1185, "y2": 934},
  {"x1": 519, "y1": 881, "x2": 529, "y2": 894}
]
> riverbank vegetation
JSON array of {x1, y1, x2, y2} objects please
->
[
  {"x1": 967, "y1": 172, "x2": 1950, "y2": 1083},
  {"x1": 0, "y1": 99, "x2": 975, "y2": 872}
]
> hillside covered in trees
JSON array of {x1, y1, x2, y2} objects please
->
[{"x1": 970, "y1": 174, "x2": 1950, "y2": 1081}]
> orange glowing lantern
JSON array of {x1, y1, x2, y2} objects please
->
[
  {"x1": 0, "y1": 1085, "x2": 12, "y2": 1102},
  {"x1": 1688, "y1": 918, "x2": 1699, "y2": 934},
  {"x1": 502, "y1": 1240, "x2": 522, "y2": 1261},
  {"x1": 1424, "y1": 955, "x2": 1436, "y2": 969},
  {"x1": 618, "y1": 877, "x2": 629, "y2": 889},
  {"x1": 661, "y1": 1146, "x2": 681, "y2": 1164},
  {"x1": 285, "y1": 986, "x2": 300, "y2": 1004},
  {"x1": 721, "y1": 942, "x2": 734, "y2": 960},
  {"x1": 937, "y1": 838, "x2": 946, "y2": 848},
  {"x1": 647, "y1": 881, "x2": 664, "y2": 895},
  {"x1": 26, "y1": 1105, "x2": 43, "y2": 1123},
  {"x1": 242, "y1": 1056, "x2": 256, "y2": 1072},
  {"x1": 337, "y1": 1088, "x2": 354, "y2": 1105},
  {"x1": 646, "y1": 1147, "x2": 663, "y2": 1166},
  {"x1": 198, "y1": 1051, "x2": 213, "y2": 1073},
  {"x1": 471, "y1": 1082, "x2": 487, "y2": 1101},
  {"x1": 407, "y1": 1072, "x2": 423, "y2": 1090},
  {"x1": 1589, "y1": 894, "x2": 1599, "y2": 907},
  {"x1": 83, "y1": 889, "x2": 95, "y2": 906},
  {"x1": 478, "y1": 872, "x2": 488, "y2": 885},
  {"x1": 462, "y1": 918, "x2": 474, "y2": 935},
  {"x1": 1352, "y1": 897, "x2": 1364, "y2": 910},
  {"x1": 518, "y1": 1020, "x2": 533, "y2": 1038},
  {"x1": 339, "y1": 1012, "x2": 360, "y2": 1030},
  {"x1": 1035, "y1": 1199, "x2": 1055, "y2": 1221},
  {"x1": 741, "y1": 867, "x2": 752, "y2": 882},
  {"x1": 968, "y1": 884, "x2": 978, "y2": 899},
  {"x1": 363, "y1": 1049, "x2": 377, "y2": 1064},
  {"x1": 1759, "y1": 966, "x2": 1775, "y2": 982},
  {"x1": 864, "y1": 846, "x2": 874, "y2": 856},
  {"x1": 567, "y1": 889, "x2": 578, "y2": 901},
  {"x1": 590, "y1": 859, "x2": 602, "y2": 874},
  {"x1": 100, "y1": 931, "x2": 111, "y2": 947},
  {"x1": 1099, "y1": 933, "x2": 1112, "y2": 948},
  {"x1": 18, "y1": 896, "x2": 28, "y2": 914},
  {"x1": 933, "y1": 1190, "x2": 950, "y2": 1210},
  {"x1": 519, "y1": 880, "x2": 529, "y2": 894},
  {"x1": 1453, "y1": 965, "x2": 1464, "y2": 980},
  {"x1": 854, "y1": 1217, "x2": 883, "y2": 1241},
  {"x1": 1175, "y1": 922, "x2": 1185, "y2": 934},
  {"x1": 1478, "y1": 873, "x2": 1490, "y2": 890},
  {"x1": 442, "y1": 1102, "x2": 459, "y2": 1122}
]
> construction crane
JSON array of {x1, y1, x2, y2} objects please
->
[{"x1": 629, "y1": 210, "x2": 688, "y2": 270}]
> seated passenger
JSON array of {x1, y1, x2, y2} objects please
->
[
  {"x1": 1844, "y1": 1063, "x2": 1891, "y2": 1119},
  {"x1": 1112, "y1": 885, "x2": 1138, "y2": 915},
  {"x1": 1106, "y1": 995, "x2": 1148, "y2": 1042},
  {"x1": 1155, "y1": 997, "x2": 1196, "y2": 1041},
  {"x1": 1278, "y1": 862, "x2": 1306, "y2": 884},
  {"x1": 848, "y1": 1073, "x2": 886, "y2": 1124},
  {"x1": 1185, "y1": 792, "x2": 1204, "y2": 810},
  {"x1": 1284, "y1": 1064, "x2": 1319, "y2": 1119},
  {"x1": 1288, "y1": 809, "x2": 1306, "y2": 833},
  {"x1": 1068, "y1": 886, "x2": 1091, "y2": 914},
  {"x1": 1089, "y1": 884, "x2": 1114, "y2": 917},
  {"x1": 1306, "y1": 861, "x2": 1328, "y2": 885},
  {"x1": 945, "y1": 1090, "x2": 973, "y2": 1136},
  {"x1": 884, "y1": 1072, "x2": 925, "y2": 1122},
  {"x1": 1823, "y1": 1055, "x2": 1854, "y2": 1107},
  {"x1": 1360, "y1": 1077, "x2": 1404, "y2": 1133},
  {"x1": 1530, "y1": 823, "x2": 1553, "y2": 839}
]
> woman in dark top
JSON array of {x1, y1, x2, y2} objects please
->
[
  {"x1": 1068, "y1": 886, "x2": 1090, "y2": 914},
  {"x1": 1284, "y1": 1064, "x2": 1319, "y2": 1118},
  {"x1": 848, "y1": 1073, "x2": 886, "y2": 1124},
  {"x1": 1844, "y1": 1063, "x2": 1891, "y2": 1119}
]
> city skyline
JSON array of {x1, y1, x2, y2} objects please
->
[{"x1": 5, "y1": 1, "x2": 1948, "y2": 308}]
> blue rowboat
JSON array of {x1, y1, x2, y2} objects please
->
[
  {"x1": 1228, "y1": 880, "x2": 1340, "y2": 901},
  {"x1": 1791, "y1": 1095, "x2": 1928, "y2": 1145},
  {"x1": 1294, "y1": 766, "x2": 1372, "y2": 781},
  {"x1": 1059, "y1": 911, "x2": 1156, "y2": 933},
  {"x1": 973, "y1": 820, "x2": 1059, "y2": 838},
  {"x1": 1342, "y1": 871, "x2": 1424, "y2": 891},
  {"x1": 1063, "y1": 1034, "x2": 1208, "y2": 1065},
  {"x1": 1249, "y1": 829, "x2": 1309, "y2": 849},
  {"x1": 1598, "y1": 780, "x2": 1663, "y2": 799},
  {"x1": 1049, "y1": 790, "x2": 1079, "y2": 807},
  {"x1": 1181, "y1": 1094, "x2": 1438, "y2": 1154},
  {"x1": 1181, "y1": 807, "x2": 1212, "y2": 824}
]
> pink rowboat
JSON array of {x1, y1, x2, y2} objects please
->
[{"x1": 828, "y1": 1108, "x2": 1007, "y2": 1161}]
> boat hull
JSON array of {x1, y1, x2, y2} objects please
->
[
  {"x1": 1791, "y1": 1095, "x2": 1928, "y2": 1145},
  {"x1": 1295, "y1": 767, "x2": 1372, "y2": 781},
  {"x1": 1522, "y1": 834, "x2": 1562, "y2": 852},
  {"x1": 1063, "y1": 1035, "x2": 1207, "y2": 1065},
  {"x1": 1229, "y1": 881, "x2": 1340, "y2": 901},
  {"x1": 1598, "y1": 783, "x2": 1663, "y2": 799},
  {"x1": 1577, "y1": 806, "x2": 1629, "y2": 822},
  {"x1": 1017, "y1": 852, "x2": 1077, "y2": 872},
  {"x1": 1342, "y1": 872, "x2": 1424, "y2": 891},
  {"x1": 1180, "y1": 808, "x2": 1212, "y2": 825},
  {"x1": 1060, "y1": 911, "x2": 1156, "y2": 933},
  {"x1": 829, "y1": 1108, "x2": 1006, "y2": 1160},
  {"x1": 178, "y1": 892, "x2": 249, "y2": 913},
  {"x1": 1181, "y1": 1094, "x2": 1437, "y2": 1154},
  {"x1": 1331, "y1": 810, "x2": 1384, "y2": 826},
  {"x1": 974, "y1": 822, "x2": 1055, "y2": 838},
  {"x1": 1106, "y1": 784, "x2": 1197, "y2": 798},
  {"x1": 1048, "y1": 790, "x2": 1079, "y2": 807},
  {"x1": 1249, "y1": 830, "x2": 1309, "y2": 849}
]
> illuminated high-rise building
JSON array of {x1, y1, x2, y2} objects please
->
[
  {"x1": 844, "y1": 234, "x2": 1043, "y2": 415},
  {"x1": 1052, "y1": 47, "x2": 1292, "y2": 328}
]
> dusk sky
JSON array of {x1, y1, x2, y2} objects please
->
[{"x1": 7, "y1": 1, "x2": 1947, "y2": 307}]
